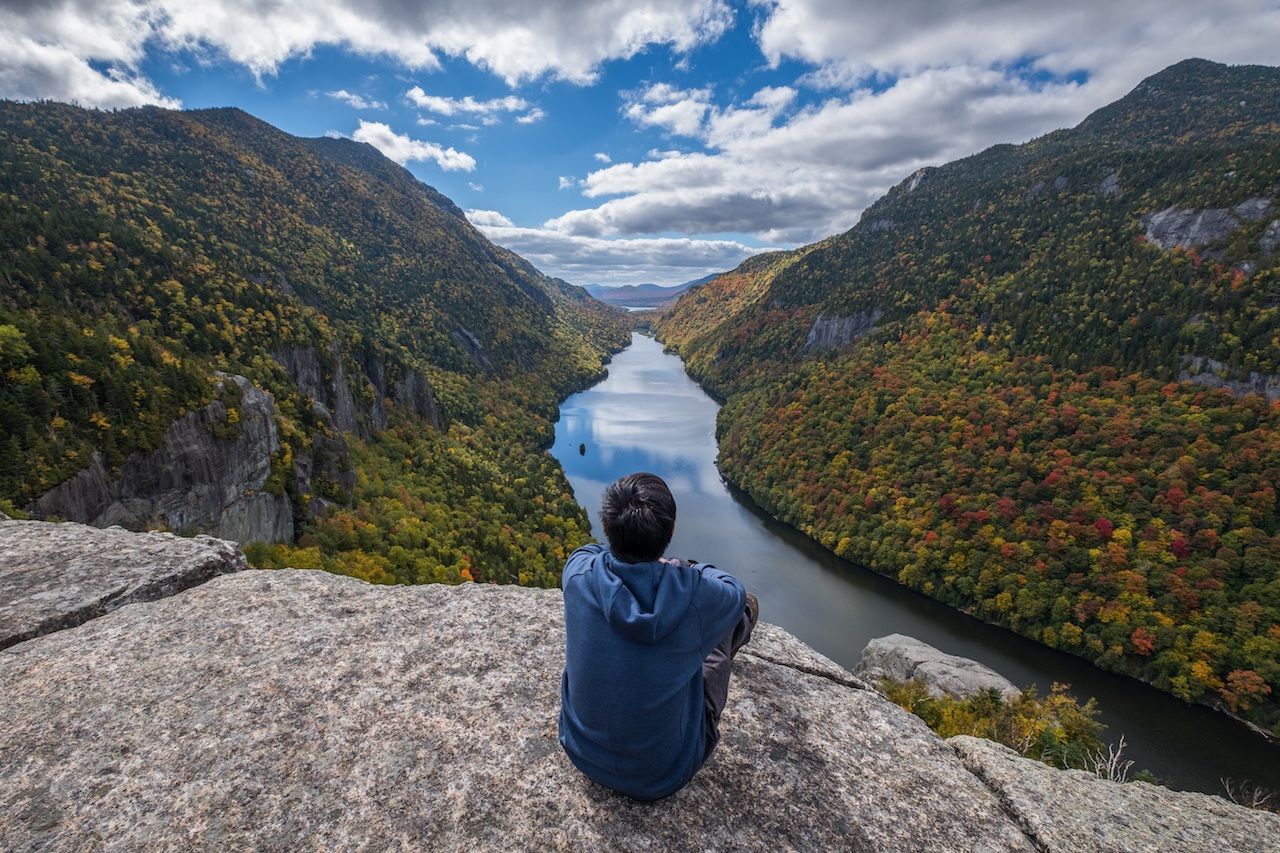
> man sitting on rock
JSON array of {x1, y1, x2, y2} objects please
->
[{"x1": 558, "y1": 471, "x2": 759, "y2": 800}]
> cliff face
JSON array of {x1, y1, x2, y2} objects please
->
[
  {"x1": 1, "y1": 520, "x2": 1277, "y2": 851},
  {"x1": 31, "y1": 375, "x2": 295, "y2": 544}
]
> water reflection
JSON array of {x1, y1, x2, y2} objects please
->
[{"x1": 551, "y1": 332, "x2": 1280, "y2": 794}]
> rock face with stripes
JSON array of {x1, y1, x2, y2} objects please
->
[{"x1": 1, "y1": 519, "x2": 1276, "y2": 851}]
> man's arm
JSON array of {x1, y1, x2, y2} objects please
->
[{"x1": 691, "y1": 562, "x2": 748, "y2": 647}]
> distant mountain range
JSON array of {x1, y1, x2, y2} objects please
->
[{"x1": 585, "y1": 273, "x2": 720, "y2": 307}]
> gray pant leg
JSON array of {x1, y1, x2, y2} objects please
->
[{"x1": 701, "y1": 606, "x2": 758, "y2": 763}]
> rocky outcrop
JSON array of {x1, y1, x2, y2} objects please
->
[
  {"x1": 1098, "y1": 171, "x2": 1121, "y2": 197},
  {"x1": 0, "y1": 518, "x2": 246, "y2": 649},
  {"x1": 1262, "y1": 219, "x2": 1280, "y2": 255},
  {"x1": 2, "y1": 521, "x2": 1276, "y2": 851},
  {"x1": 1142, "y1": 197, "x2": 1273, "y2": 250},
  {"x1": 1181, "y1": 355, "x2": 1280, "y2": 403},
  {"x1": 394, "y1": 367, "x2": 443, "y2": 428},
  {"x1": 452, "y1": 325, "x2": 495, "y2": 372},
  {"x1": 31, "y1": 375, "x2": 294, "y2": 544},
  {"x1": 274, "y1": 344, "x2": 359, "y2": 434},
  {"x1": 951, "y1": 736, "x2": 1280, "y2": 853},
  {"x1": 855, "y1": 633, "x2": 1022, "y2": 702},
  {"x1": 804, "y1": 309, "x2": 883, "y2": 351},
  {"x1": 0, "y1": 567, "x2": 1034, "y2": 852}
]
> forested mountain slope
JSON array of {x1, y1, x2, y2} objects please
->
[
  {"x1": 656, "y1": 59, "x2": 1280, "y2": 734},
  {"x1": 0, "y1": 101, "x2": 629, "y2": 587}
]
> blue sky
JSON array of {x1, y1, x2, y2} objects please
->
[{"x1": 4, "y1": 1, "x2": 1279, "y2": 285}]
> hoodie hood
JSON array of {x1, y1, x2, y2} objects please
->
[{"x1": 587, "y1": 550, "x2": 697, "y2": 644}]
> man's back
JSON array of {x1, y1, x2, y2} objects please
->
[{"x1": 559, "y1": 543, "x2": 745, "y2": 800}]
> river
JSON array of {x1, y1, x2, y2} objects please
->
[{"x1": 550, "y1": 332, "x2": 1280, "y2": 794}]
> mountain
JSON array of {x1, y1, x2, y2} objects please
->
[
  {"x1": 585, "y1": 273, "x2": 718, "y2": 307},
  {"x1": 655, "y1": 59, "x2": 1280, "y2": 735},
  {"x1": 0, "y1": 100, "x2": 629, "y2": 586}
]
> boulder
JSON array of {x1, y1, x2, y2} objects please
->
[
  {"x1": 855, "y1": 633, "x2": 1022, "y2": 701},
  {"x1": 950, "y1": 736, "x2": 1280, "y2": 853},
  {"x1": 0, "y1": 569, "x2": 1035, "y2": 852},
  {"x1": 0, "y1": 518, "x2": 246, "y2": 649},
  {"x1": 31, "y1": 375, "x2": 294, "y2": 544}
]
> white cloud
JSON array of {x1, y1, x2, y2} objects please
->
[
  {"x1": 751, "y1": 0, "x2": 1280, "y2": 89},
  {"x1": 465, "y1": 209, "x2": 515, "y2": 227},
  {"x1": 0, "y1": 0, "x2": 734, "y2": 108},
  {"x1": 515, "y1": 107, "x2": 546, "y2": 124},
  {"x1": 558, "y1": 176, "x2": 576, "y2": 190},
  {"x1": 0, "y1": 31, "x2": 179, "y2": 109},
  {"x1": 326, "y1": 89, "x2": 386, "y2": 109},
  {"x1": 351, "y1": 120, "x2": 476, "y2": 171},
  {"x1": 468, "y1": 182, "x2": 485, "y2": 192},
  {"x1": 594, "y1": 152, "x2": 612, "y2": 163},
  {"x1": 466, "y1": 211, "x2": 765, "y2": 286},
  {"x1": 322, "y1": 129, "x2": 346, "y2": 139},
  {"x1": 623, "y1": 83, "x2": 715, "y2": 136},
  {"x1": 406, "y1": 86, "x2": 528, "y2": 116}
]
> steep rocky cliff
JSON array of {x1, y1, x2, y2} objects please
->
[
  {"x1": 32, "y1": 375, "x2": 295, "y2": 544},
  {"x1": 2, "y1": 519, "x2": 1276, "y2": 851}
]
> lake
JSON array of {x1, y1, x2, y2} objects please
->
[{"x1": 550, "y1": 332, "x2": 1280, "y2": 794}]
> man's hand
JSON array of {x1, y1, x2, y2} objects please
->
[{"x1": 659, "y1": 557, "x2": 698, "y2": 567}]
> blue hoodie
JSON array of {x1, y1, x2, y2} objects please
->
[{"x1": 558, "y1": 543, "x2": 747, "y2": 800}]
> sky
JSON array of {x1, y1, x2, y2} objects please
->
[{"x1": 2, "y1": 1, "x2": 1279, "y2": 287}]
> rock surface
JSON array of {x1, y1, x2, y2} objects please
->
[
  {"x1": 855, "y1": 633, "x2": 1022, "y2": 701},
  {"x1": 1181, "y1": 355, "x2": 1280, "y2": 403},
  {"x1": 1262, "y1": 219, "x2": 1280, "y2": 255},
  {"x1": 804, "y1": 310, "x2": 884, "y2": 351},
  {"x1": 31, "y1": 375, "x2": 295, "y2": 544},
  {"x1": 274, "y1": 344, "x2": 360, "y2": 435},
  {"x1": 1142, "y1": 197, "x2": 1272, "y2": 250},
  {"x1": 950, "y1": 736, "x2": 1280, "y2": 853},
  {"x1": 0, "y1": 518, "x2": 246, "y2": 649},
  {"x1": 0, "y1": 568, "x2": 1035, "y2": 852}
]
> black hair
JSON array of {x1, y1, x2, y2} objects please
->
[{"x1": 600, "y1": 472, "x2": 676, "y2": 562}]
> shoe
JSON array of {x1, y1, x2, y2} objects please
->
[{"x1": 745, "y1": 592, "x2": 759, "y2": 626}]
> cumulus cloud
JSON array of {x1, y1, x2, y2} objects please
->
[
  {"x1": 406, "y1": 86, "x2": 528, "y2": 116},
  {"x1": 751, "y1": 0, "x2": 1280, "y2": 91},
  {"x1": 351, "y1": 120, "x2": 476, "y2": 171},
  {"x1": 465, "y1": 210, "x2": 763, "y2": 286},
  {"x1": 0, "y1": 0, "x2": 733, "y2": 108},
  {"x1": 594, "y1": 152, "x2": 612, "y2": 163},
  {"x1": 558, "y1": 176, "x2": 576, "y2": 190},
  {"x1": 623, "y1": 83, "x2": 715, "y2": 136},
  {"x1": 515, "y1": 107, "x2": 546, "y2": 124},
  {"x1": 326, "y1": 89, "x2": 386, "y2": 109},
  {"x1": 465, "y1": 208, "x2": 515, "y2": 227},
  {"x1": 0, "y1": 28, "x2": 179, "y2": 109}
]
